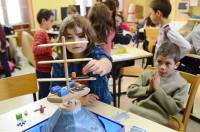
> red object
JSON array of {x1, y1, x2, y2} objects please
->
[
  {"x1": 120, "y1": 22, "x2": 131, "y2": 31},
  {"x1": 0, "y1": 61, "x2": 15, "y2": 72},
  {"x1": 39, "y1": 105, "x2": 44, "y2": 113},
  {"x1": 78, "y1": 80, "x2": 86, "y2": 84},
  {"x1": 75, "y1": 82, "x2": 81, "y2": 88},
  {"x1": 33, "y1": 29, "x2": 52, "y2": 72}
]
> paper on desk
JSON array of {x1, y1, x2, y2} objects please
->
[
  {"x1": 112, "y1": 54, "x2": 132, "y2": 62},
  {"x1": 111, "y1": 112, "x2": 129, "y2": 122}
]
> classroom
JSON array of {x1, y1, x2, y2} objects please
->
[{"x1": 0, "y1": 0, "x2": 200, "y2": 131}]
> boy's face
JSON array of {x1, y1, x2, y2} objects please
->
[
  {"x1": 42, "y1": 16, "x2": 54, "y2": 30},
  {"x1": 156, "y1": 55, "x2": 179, "y2": 77},
  {"x1": 149, "y1": 8, "x2": 160, "y2": 25},
  {"x1": 65, "y1": 26, "x2": 87, "y2": 55}
]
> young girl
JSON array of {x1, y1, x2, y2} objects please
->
[
  {"x1": 52, "y1": 15, "x2": 112, "y2": 105},
  {"x1": 88, "y1": 3, "x2": 115, "y2": 55}
]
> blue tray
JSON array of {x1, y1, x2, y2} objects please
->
[{"x1": 24, "y1": 112, "x2": 125, "y2": 132}]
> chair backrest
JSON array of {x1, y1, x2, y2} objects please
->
[
  {"x1": 144, "y1": 27, "x2": 159, "y2": 53},
  {"x1": 21, "y1": 31, "x2": 35, "y2": 67},
  {"x1": 179, "y1": 72, "x2": 200, "y2": 131},
  {"x1": 0, "y1": 73, "x2": 38, "y2": 101}
]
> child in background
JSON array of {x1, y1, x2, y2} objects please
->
[
  {"x1": 149, "y1": 0, "x2": 191, "y2": 65},
  {"x1": 67, "y1": 5, "x2": 78, "y2": 17},
  {"x1": 52, "y1": 15, "x2": 112, "y2": 105},
  {"x1": 0, "y1": 23, "x2": 11, "y2": 77},
  {"x1": 104, "y1": 0, "x2": 132, "y2": 45},
  {"x1": 88, "y1": 3, "x2": 115, "y2": 55},
  {"x1": 127, "y1": 42, "x2": 189, "y2": 125},
  {"x1": 33, "y1": 9, "x2": 55, "y2": 99},
  {"x1": 178, "y1": 24, "x2": 200, "y2": 75}
]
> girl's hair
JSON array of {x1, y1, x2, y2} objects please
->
[
  {"x1": 88, "y1": 3, "x2": 113, "y2": 43},
  {"x1": 67, "y1": 5, "x2": 77, "y2": 15},
  {"x1": 156, "y1": 41, "x2": 181, "y2": 63},
  {"x1": 103, "y1": 0, "x2": 116, "y2": 29},
  {"x1": 57, "y1": 15, "x2": 96, "y2": 58}
]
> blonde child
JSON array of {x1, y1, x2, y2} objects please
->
[
  {"x1": 67, "y1": 5, "x2": 78, "y2": 17},
  {"x1": 52, "y1": 15, "x2": 112, "y2": 105}
]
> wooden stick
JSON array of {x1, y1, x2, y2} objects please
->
[
  {"x1": 38, "y1": 41, "x2": 88, "y2": 47},
  {"x1": 38, "y1": 58, "x2": 93, "y2": 64},
  {"x1": 37, "y1": 77, "x2": 96, "y2": 82},
  {"x1": 62, "y1": 36, "x2": 70, "y2": 89}
]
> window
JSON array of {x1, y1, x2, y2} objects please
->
[
  {"x1": 75, "y1": 0, "x2": 93, "y2": 16},
  {"x1": 0, "y1": 1, "x2": 5, "y2": 24},
  {"x1": 6, "y1": 0, "x2": 22, "y2": 24},
  {"x1": 0, "y1": 0, "x2": 29, "y2": 25}
]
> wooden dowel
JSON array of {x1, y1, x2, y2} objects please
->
[
  {"x1": 38, "y1": 41, "x2": 88, "y2": 47},
  {"x1": 37, "y1": 77, "x2": 96, "y2": 82},
  {"x1": 38, "y1": 58, "x2": 93, "y2": 64}
]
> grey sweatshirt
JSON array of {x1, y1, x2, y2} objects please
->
[{"x1": 127, "y1": 70, "x2": 189, "y2": 124}]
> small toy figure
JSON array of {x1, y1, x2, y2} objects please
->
[
  {"x1": 34, "y1": 105, "x2": 46, "y2": 113},
  {"x1": 24, "y1": 110, "x2": 28, "y2": 116},
  {"x1": 16, "y1": 113, "x2": 26, "y2": 127}
]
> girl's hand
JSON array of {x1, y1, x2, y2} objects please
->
[
  {"x1": 80, "y1": 94, "x2": 99, "y2": 106},
  {"x1": 83, "y1": 58, "x2": 112, "y2": 76}
]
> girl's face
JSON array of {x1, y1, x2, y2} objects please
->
[{"x1": 66, "y1": 26, "x2": 88, "y2": 55}]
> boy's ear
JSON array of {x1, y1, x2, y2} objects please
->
[
  {"x1": 41, "y1": 18, "x2": 46, "y2": 23},
  {"x1": 157, "y1": 10, "x2": 163, "y2": 17},
  {"x1": 174, "y1": 62, "x2": 180, "y2": 69}
]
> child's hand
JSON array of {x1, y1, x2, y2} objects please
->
[
  {"x1": 150, "y1": 71, "x2": 160, "y2": 91},
  {"x1": 83, "y1": 59, "x2": 111, "y2": 76},
  {"x1": 50, "y1": 37, "x2": 56, "y2": 43},
  {"x1": 80, "y1": 94, "x2": 99, "y2": 106}
]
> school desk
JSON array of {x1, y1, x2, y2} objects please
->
[{"x1": 0, "y1": 98, "x2": 176, "y2": 132}]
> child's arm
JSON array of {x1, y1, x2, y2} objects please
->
[
  {"x1": 167, "y1": 26, "x2": 192, "y2": 55},
  {"x1": 127, "y1": 71, "x2": 151, "y2": 98},
  {"x1": 150, "y1": 82, "x2": 189, "y2": 116},
  {"x1": 83, "y1": 58, "x2": 112, "y2": 76}
]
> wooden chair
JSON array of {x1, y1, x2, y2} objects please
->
[
  {"x1": 166, "y1": 72, "x2": 200, "y2": 132},
  {"x1": 21, "y1": 31, "x2": 35, "y2": 67},
  {"x1": 144, "y1": 27, "x2": 159, "y2": 53},
  {"x1": 0, "y1": 73, "x2": 38, "y2": 101},
  {"x1": 118, "y1": 66, "x2": 144, "y2": 107}
]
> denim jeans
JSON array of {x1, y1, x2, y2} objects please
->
[
  {"x1": 0, "y1": 51, "x2": 11, "y2": 77},
  {"x1": 36, "y1": 70, "x2": 51, "y2": 99}
]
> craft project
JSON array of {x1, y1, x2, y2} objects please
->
[{"x1": 35, "y1": 37, "x2": 124, "y2": 132}]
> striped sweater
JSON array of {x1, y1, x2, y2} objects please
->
[{"x1": 33, "y1": 29, "x2": 52, "y2": 72}]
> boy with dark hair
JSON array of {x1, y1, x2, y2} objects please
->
[
  {"x1": 149, "y1": 0, "x2": 191, "y2": 64},
  {"x1": 127, "y1": 42, "x2": 189, "y2": 125},
  {"x1": 33, "y1": 9, "x2": 54, "y2": 99}
]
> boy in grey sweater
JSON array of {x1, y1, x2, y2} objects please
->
[{"x1": 127, "y1": 42, "x2": 189, "y2": 125}]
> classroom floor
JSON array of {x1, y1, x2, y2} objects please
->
[{"x1": 0, "y1": 48, "x2": 199, "y2": 132}]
